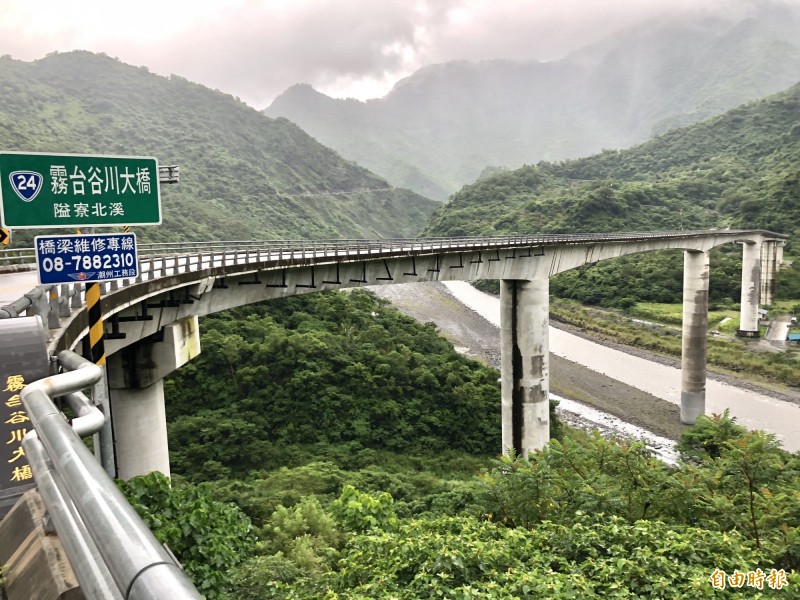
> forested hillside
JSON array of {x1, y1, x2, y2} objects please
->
[
  {"x1": 116, "y1": 290, "x2": 800, "y2": 598},
  {"x1": 425, "y1": 81, "x2": 800, "y2": 237},
  {"x1": 0, "y1": 51, "x2": 437, "y2": 243},
  {"x1": 424, "y1": 80, "x2": 800, "y2": 306},
  {"x1": 266, "y1": 3, "x2": 800, "y2": 199}
]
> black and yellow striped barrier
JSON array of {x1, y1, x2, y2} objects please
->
[{"x1": 86, "y1": 283, "x2": 105, "y2": 366}]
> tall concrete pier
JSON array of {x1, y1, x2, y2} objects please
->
[
  {"x1": 681, "y1": 250, "x2": 710, "y2": 424},
  {"x1": 500, "y1": 278, "x2": 549, "y2": 457},
  {"x1": 106, "y1": 316, "x2": 201, "y2": 479},
  {"x1": 737, "y1": 240, "x2": 762, "y2": 337},
  {"x1": 760, "y1": 240, "x2": 783, "y2": 307}
]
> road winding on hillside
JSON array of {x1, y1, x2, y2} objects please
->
[{"x1": 371, "y1": 281, "x2": 800, "y2": 453}]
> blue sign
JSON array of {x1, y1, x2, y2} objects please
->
[{"x1": 34, "y1": 233, "x2": 138, "y2": 285}]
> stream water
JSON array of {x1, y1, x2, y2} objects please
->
[{"x1": 442, "y1": 281, "x2": 800, "y2": 455}]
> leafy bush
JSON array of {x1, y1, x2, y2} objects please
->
[
  {"x1": 677, "y1": 409, "x2": 747, "y2": 459},
  {"x1": 240, "y1": 515, "x2": 769, "y2": 599},
  {"x1": 166, "y1": 291, "x2": 503, "y2": 480},
  {"x1": 118, "y1": 472, "x2": 256, "y2": 597},
  {"x1": 330, "y1": 485, "x2": 398, "y2": 533}
]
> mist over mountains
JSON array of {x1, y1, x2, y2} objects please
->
[
  {"x1": 266, "y1": 3, "x2": 800, "y2": 200},
  {"x1": 0, "y1": 51, "x2": 437, "y2": 243}
]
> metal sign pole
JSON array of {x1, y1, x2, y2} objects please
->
[{"x1": 85, "y1": 281, "x2": 116, "y2": 478}]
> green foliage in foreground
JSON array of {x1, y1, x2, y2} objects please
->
[
  {"x1": 121, "y1": 412, "x2": 800, "y2": 598},
  {"x1": 118, "y1": 472, "x2": 256, "y2": 596},
  {"x1": 239, "y1": 515, "x2": 763, "y2": 599},
  {"x1": 223, "y1": 413, "x2": 800, "y2": 598},
  {"x1": 151, "y1": 289, "x2": 800, "y2": 597},
  {"x1": 165, "y1": 290, "x2": 504, "y2": 479}
]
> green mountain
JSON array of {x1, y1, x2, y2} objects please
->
[
  {"x1": 266, "y1": 3, "x2": 800, "y2": 200},
  {"x1": 0, "y1": 51, "x2": 437, "y2": 243},
  {"x1": 423, "y1": 80, "x2": 800, "y2": 240}
]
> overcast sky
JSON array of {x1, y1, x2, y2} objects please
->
[{"x1": 0, "y1": 0, "x2": 781, "y2": 109}]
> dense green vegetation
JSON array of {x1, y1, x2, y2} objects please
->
[
  {"x1": 267, "y1": 6, "x2": 800, "y2": 199},
  {"x1": 425, "y1": 80, "x2": 800, "y2": 241},
  {"x1": 165, "y1": 290, "x2": 503, "y2": 482},
  {"x1": 424, "y1": 77, "x2": 800, "y2": 316},
  {"x1": 0, "y1": 51, "x2": 437, "y2": 245},
  {"x1": 116, "y1": 290, "x2": 800, "y2": 597}
]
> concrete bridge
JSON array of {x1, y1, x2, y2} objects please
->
[
  {"x1": 0, "y1": 229, "x2": 787, "y2": 478},
  {"x1": 0, "y1": 228, "x2": 789, "y2": 599}
]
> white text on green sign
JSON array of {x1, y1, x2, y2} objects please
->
[{"x1": 0, "y1": 152, "x2": 161, "y2": 228}]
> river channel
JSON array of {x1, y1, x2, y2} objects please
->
[{"x1": 441, "y1": 281, "x2": 800, "y2": 453}]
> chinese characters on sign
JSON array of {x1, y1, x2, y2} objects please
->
[
  {"x1": 35, "y1": 233, "x2": 138, "y2": 285},
  {"x1": 710, "y1": 567, "x2": 789, "y2": 590},
  {"x1": 0, "y1": 317, "x2": 49, "y2": 518},
  {"x1": 0, "y1": 153, "x2": 160, "y2": 228},
  {"x1": 2, "y1": 374, "x2": 31, "y2": 486}
]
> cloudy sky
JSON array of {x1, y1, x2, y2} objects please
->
[{"x1": 0, "y1": 0, "x2": 773, "y2": 109}]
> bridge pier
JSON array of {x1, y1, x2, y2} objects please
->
[
  {"x1": 500, "y1": 278, "x2": 549, "y2": 457},
  {"x1": 760, "y1": 240, "x2": 783, "y2": 307},
  {"x1": 107, "y1": 316, "x2": 201, "y2": 480},
  {"x1": 737, "y1": 240, "x2": 762, "y2": 337},
  {"x1": 681, "y1": 250, "x2": 709, "y2": 424}
]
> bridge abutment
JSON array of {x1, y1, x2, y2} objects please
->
[
  {"x1": 681, "y1": 250, "x2": 710, "y2": 424},
  {"x1": 500, "y1": 278, "x2": 549, "y2": 457},
  {"x1": 107, "y1": 316, "x2": 201, "y2": 480}
]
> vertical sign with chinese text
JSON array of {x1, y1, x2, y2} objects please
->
[
  {"x1": 0, "y1": 152, "x2": 161, "y2": 228},
  {"x1": 0, "y1": 317, "x2": 48, "y2": 518}
]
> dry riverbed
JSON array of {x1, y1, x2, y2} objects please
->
[{"x1": 370, "y1": 282, "x2": 794, "y2": 444}]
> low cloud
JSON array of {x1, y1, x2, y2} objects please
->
[{"x1": 0, "y1": 0, "x2": 793, "y2": 108}]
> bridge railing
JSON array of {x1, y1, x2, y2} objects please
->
[
  {"x1": 0, "y1": 230, "x2": 769, "y2": 329},
  {"x1": 21, "y1": 350, "x2": 202, "y2": 599}
]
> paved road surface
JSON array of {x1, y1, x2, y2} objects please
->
[{"x1": 0, "y1": 268, "x2": 37, "y2": 306}]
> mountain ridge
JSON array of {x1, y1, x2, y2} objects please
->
[
  {"x1": 266, "y1": 4, "x2": 800, "y2": 200},
  {"x1": 0, "y1": 51, "x2": 437, "y2": 243}
]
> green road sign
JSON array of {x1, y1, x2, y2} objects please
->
[{"x1": 0, "y1": 152, "x2": 161, "y2": 228}]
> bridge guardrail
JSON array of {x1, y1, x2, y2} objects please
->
[
  {"x1": 21, "y1": 350, "x2": 202, "y2": 600},
  {"x1": 0, "y1": 230, "x2": 785, "y2": 331}
]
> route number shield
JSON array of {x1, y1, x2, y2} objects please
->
[{"x1": 8, "y1": 171, "x2": 43, "y2": 202}]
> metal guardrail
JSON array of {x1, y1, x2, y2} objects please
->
[{"x1": 21, "y1": 350, "x2": 202, "y2": 600}]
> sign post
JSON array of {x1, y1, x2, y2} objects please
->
[{"x1": 0, "y1": 152, "x2": 161, "y2": 229}]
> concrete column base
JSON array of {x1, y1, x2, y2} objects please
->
[
  {"x1": 735, "y1": 329, "x2": 760, "y2": 338},
  {"x1": 738, "y1": 240, "x2": 762, "y2": 336},
  {"x1": 500, "y1": 278, "x2": 549, "y2": 458},
  {"x1": 111, "y1": 380, "x2": 170, "y2": 480},
  {"x1": 680, "y1": 391, "x2": 706, "y2": 425},
  {"x1": 681, "y1": 250, "x2": 709, "y2": 425}
]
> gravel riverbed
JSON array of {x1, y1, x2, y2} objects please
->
[
  {"x1": 370, "y1": 282, "x2": 687, "y2": 446},
  {"x1": 370, "y1": 281, "x2": 800, "y2": 452}
]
